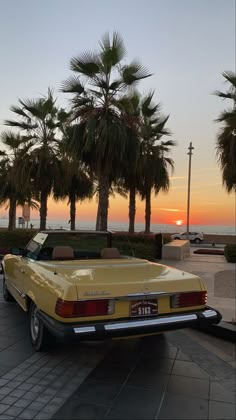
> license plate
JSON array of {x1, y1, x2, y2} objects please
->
[{"x1": 130, "y1": 299, "x2": 158, "y2": 317}]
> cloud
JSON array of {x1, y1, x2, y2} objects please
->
[
  {"x1": 198, "y1": 167, "x2": 218, "y2": 173},
  {"x1": 158, "y1": 208, "x2": 186, "y2": 213},
  {"x1": 170, "y1": 176, "x2": 186, "y2": 180},
  {"x1": 171, "y1": 186, "x2": 186, "y2": 190},
  {"x1": 193, "y1": 182, "x2": 221, "y2": 189}
]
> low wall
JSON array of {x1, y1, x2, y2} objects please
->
[
  {"x1": 204, "y1": 234, "x2": 236, "y2": 244},
  {"x1": 162, "y1": 240, "x2": 190, "y2": 260}
]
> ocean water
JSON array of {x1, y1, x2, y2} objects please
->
[{"x1": 0, "y1": 218, "x2": 235, "y2": 235}]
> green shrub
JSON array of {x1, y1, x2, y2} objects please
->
[
  {"x1": 0, "y1": 229, "x2": 35, "y2": 250},
  {"x1": 163, "y1": 234, "x2": 171, "y2": 244},
  {"x1": 0, "y1": 229, "x2": 165, "y2": 262},
  {"x1": 112, "y1": 232, "x2": 163, "y2": 261},
  {"x1": 224, "y1": 243, "x2": 236, "y2": 263}
]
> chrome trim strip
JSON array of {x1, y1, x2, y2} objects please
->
[
  {"x1": 202, "y1": 309, "x2": 217, "y2": 318},
  {"x1": 104, "y1": 313, "x2": 198, "y2": 331},
  {"x1": 117, "y1": 292, "x2": 173, "y2": 301},
  {"x1": 115, "y1": 290, "x2": 202, "y2": 301},
  {"x1": 73, "y1": 326, "x2": 96, "y2": 334},
  {"x1": 39, "y1": 262, "x2": 149, "y2": 269},
  {"x1": 77, "y1": 291, "x2": 203, "y2": 302},
  {"x1": 8, "y1": 281, "x2": 26, "y2": 298}
]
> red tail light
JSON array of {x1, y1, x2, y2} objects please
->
[
  {"x1": 171, "y1": 291, "x2": 207, "y2": 308},
  {"x1": 55, "y1": 298, "x2": 114, "y2": 318}
]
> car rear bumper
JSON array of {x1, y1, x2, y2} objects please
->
[{"x1": 37, "y1": 306, "x2": 222, "y2": 341}]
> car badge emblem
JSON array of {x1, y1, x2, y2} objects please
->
[{"x1": 84, "y1": 291, "x2": 111, "y2": 297}]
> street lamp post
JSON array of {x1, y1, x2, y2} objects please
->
[{"x1": 186, "y1": 142, "x2": 194, "y2": 240}]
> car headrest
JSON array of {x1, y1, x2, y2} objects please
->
[
  {"x1": 100, "y1": 247, "x2": 121, "y2": 259},
  {"x1": 52, "y1": 246, "x2": 74, "y2": 260}
]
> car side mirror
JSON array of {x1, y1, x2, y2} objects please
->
[{"x1": 10, "y1": 247, "x2": 24, "y2": 256}]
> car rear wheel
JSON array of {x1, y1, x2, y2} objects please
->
[
  {"x1": 2, "y1": 272, "x2": 14, "y2": 302},
  {"x1": 29, "y1": 302, "x2": 52, "y2": 351},
  {"x1": 194, "y1": 238, "x2": 201, "y2": 244}
]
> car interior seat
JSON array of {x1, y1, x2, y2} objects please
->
[
  {"x1": 52, "y1": 246, "x2": 74, "y2": 260},
  {"x1": 100, "y1": 247, "x2": 121, "y2": 259}
]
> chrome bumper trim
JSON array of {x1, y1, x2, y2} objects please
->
[
  {"x1": 104, "y1": 313, "x2": 197, "y2": 331},
  {"x1": 202, "y1": 309, "x2": 218, "y2": 318},
  {"x1": 72, "y1": 308, "x2": 219, "y2": 336},
  {"x1": 73, "y1": 326, "x2": 96, "y2": 334}
]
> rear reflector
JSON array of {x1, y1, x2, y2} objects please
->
[
  {"x1": 55, "y1": 298, "x2": 114, "y2": 318},
  {"x1": 171, "y1": 291, "x2": 207, "y2": 308}
]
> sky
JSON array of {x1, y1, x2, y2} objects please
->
[{"x1": 0, "y1": 0, "x2": 235, "y2": 227}]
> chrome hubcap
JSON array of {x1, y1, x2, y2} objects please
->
[{"x1": 31, "y1": 307, "x2": 40, "y2": 341}]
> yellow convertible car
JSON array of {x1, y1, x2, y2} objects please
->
[{"x1": 1, "y1": 230, "x2": 221, "y2": 351}]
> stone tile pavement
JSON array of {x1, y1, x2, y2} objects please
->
[
  {"x1": 0, "y1": 278, "x2": 110, "y2": 419},
  {"x1": 0, "y1": 274, "x2": 235, "y2": 419},
  {"x1": 53, "y1": 333, "x2": 235, "y2": 419}
]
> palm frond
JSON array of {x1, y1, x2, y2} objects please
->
[
  {"x1": 121, "y1": 61, "x2": 152, "y2": 85},
  {"x1": 61, "y1": 76, "x2": 85, "y2": 94},
  {"x1": 214, "y1": 90, "x2": 236, "y2": 101},
  {"x1": 4, "y1": 119, "x2": 38, "y2": 130},
  {"x1": 70, "y1": 51, "x2": 100, "y2": 77},
  {"x1": 214, "y1": 71, "x2": 236, "y2": 101},
  {"x1": 1, "y1": 131, "x2": 23, "y2": 150},
  {"x1": 10, "y1": 105, "x2": 28, "y2": 118},
  {"x1": 142, "y1": 92, "x2": 160, "y2": 118},
  {"x1": 222, "y1": 70, "x2": 236, "y2": 87},
  {"x1": 100, "y1": 32, "x2": 126, "y2": 71}
]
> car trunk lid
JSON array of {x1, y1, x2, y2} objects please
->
[{"x1": 37, "y1": 258, "x2": 205, "y2": 298}]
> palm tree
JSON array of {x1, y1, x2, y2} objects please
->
[
  {"x1": 5, "y1": 89, "x2": 62, "y2": 229},
  {"x1": 117, "y1": 93, "x2": 143, "y2": 233},
  {"x1": 62, "y1": 32, "x2": 151, "y2": 230},
  {"x1": 140, "y1": 142, "x2": 174, "y2": 233},
  {"x1": 54, "y1": 115, "x2": 94, "y2": 230},
  {"x1": 0, "y1": 152, "x2": 16, "y2": 229},
  {"x1": 0, "y1": 131, "x2": 36, "y2": 230},
  {"x1": 138, "y1": 93, "x2": 174, "y2": 233},
  {"x1": 215, "y1": 71, "x2": 236, "y2": 192}
]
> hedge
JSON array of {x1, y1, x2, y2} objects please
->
[
  {"x1": 112, "y1": 232, "x2": 170, "y2": 261},
  {"x1": 224, "y1": 243, "x2": 236, "y2": 263},
  {"x1": 0, "y1": 229, "x2": 169, "y2": 261},
  {"x1": 0, "y1": 229, "x2": 35, "y2": 256}
]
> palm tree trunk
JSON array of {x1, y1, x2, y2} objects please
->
[
  {"x1": 70, "y1": 193, "x2": 76, "y2": 230},
  {"x1": 98, "y1": 173, "x2": 109, "y2": 231},
  {"x1": 144, "y1": 187, "x2": 151, "y2": 234},
  {"x1": 39, "y1": 190, "x2": 48, "y2": 230},
  {"x1": 128, "y1": 185, "x2": 136, "y2": 233},
  {"x1": 96, "y1": 197, "x2": 101, "y2": 231},
  {"x1": 8, "y1": 197, "x2": 16, "y2": 230}
]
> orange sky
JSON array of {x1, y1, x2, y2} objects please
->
[
  {"x1": 14, "y1": 168, "x2": 234, "y2": 227},
  {"x1": 1, "y1": 157, "x2": 235, "y2": 228}
]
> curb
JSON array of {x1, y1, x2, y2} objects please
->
[{"x1": 195, "y1": 321, "x2": 236, "y2": 343}]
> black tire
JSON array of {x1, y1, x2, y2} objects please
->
[
  {"x1": 195, "y1": 238, "x2": 201, "y2": 244},
  {"x1": 29, "y1": 302, "x2": 52, "y2": 351},
  {"x1": 2, "y1": 272, "x2": 14, "y2": 302}
]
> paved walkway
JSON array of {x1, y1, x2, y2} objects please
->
[
  {"x1": 0, "y1": 254, "x2": 235, "y2": 419},
  {"x1": 161, "y1": 251, "x2": 236, "y2": 322},
  {"x1": 53, "y1": 332, "x2": 235, "y2": 420}
]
